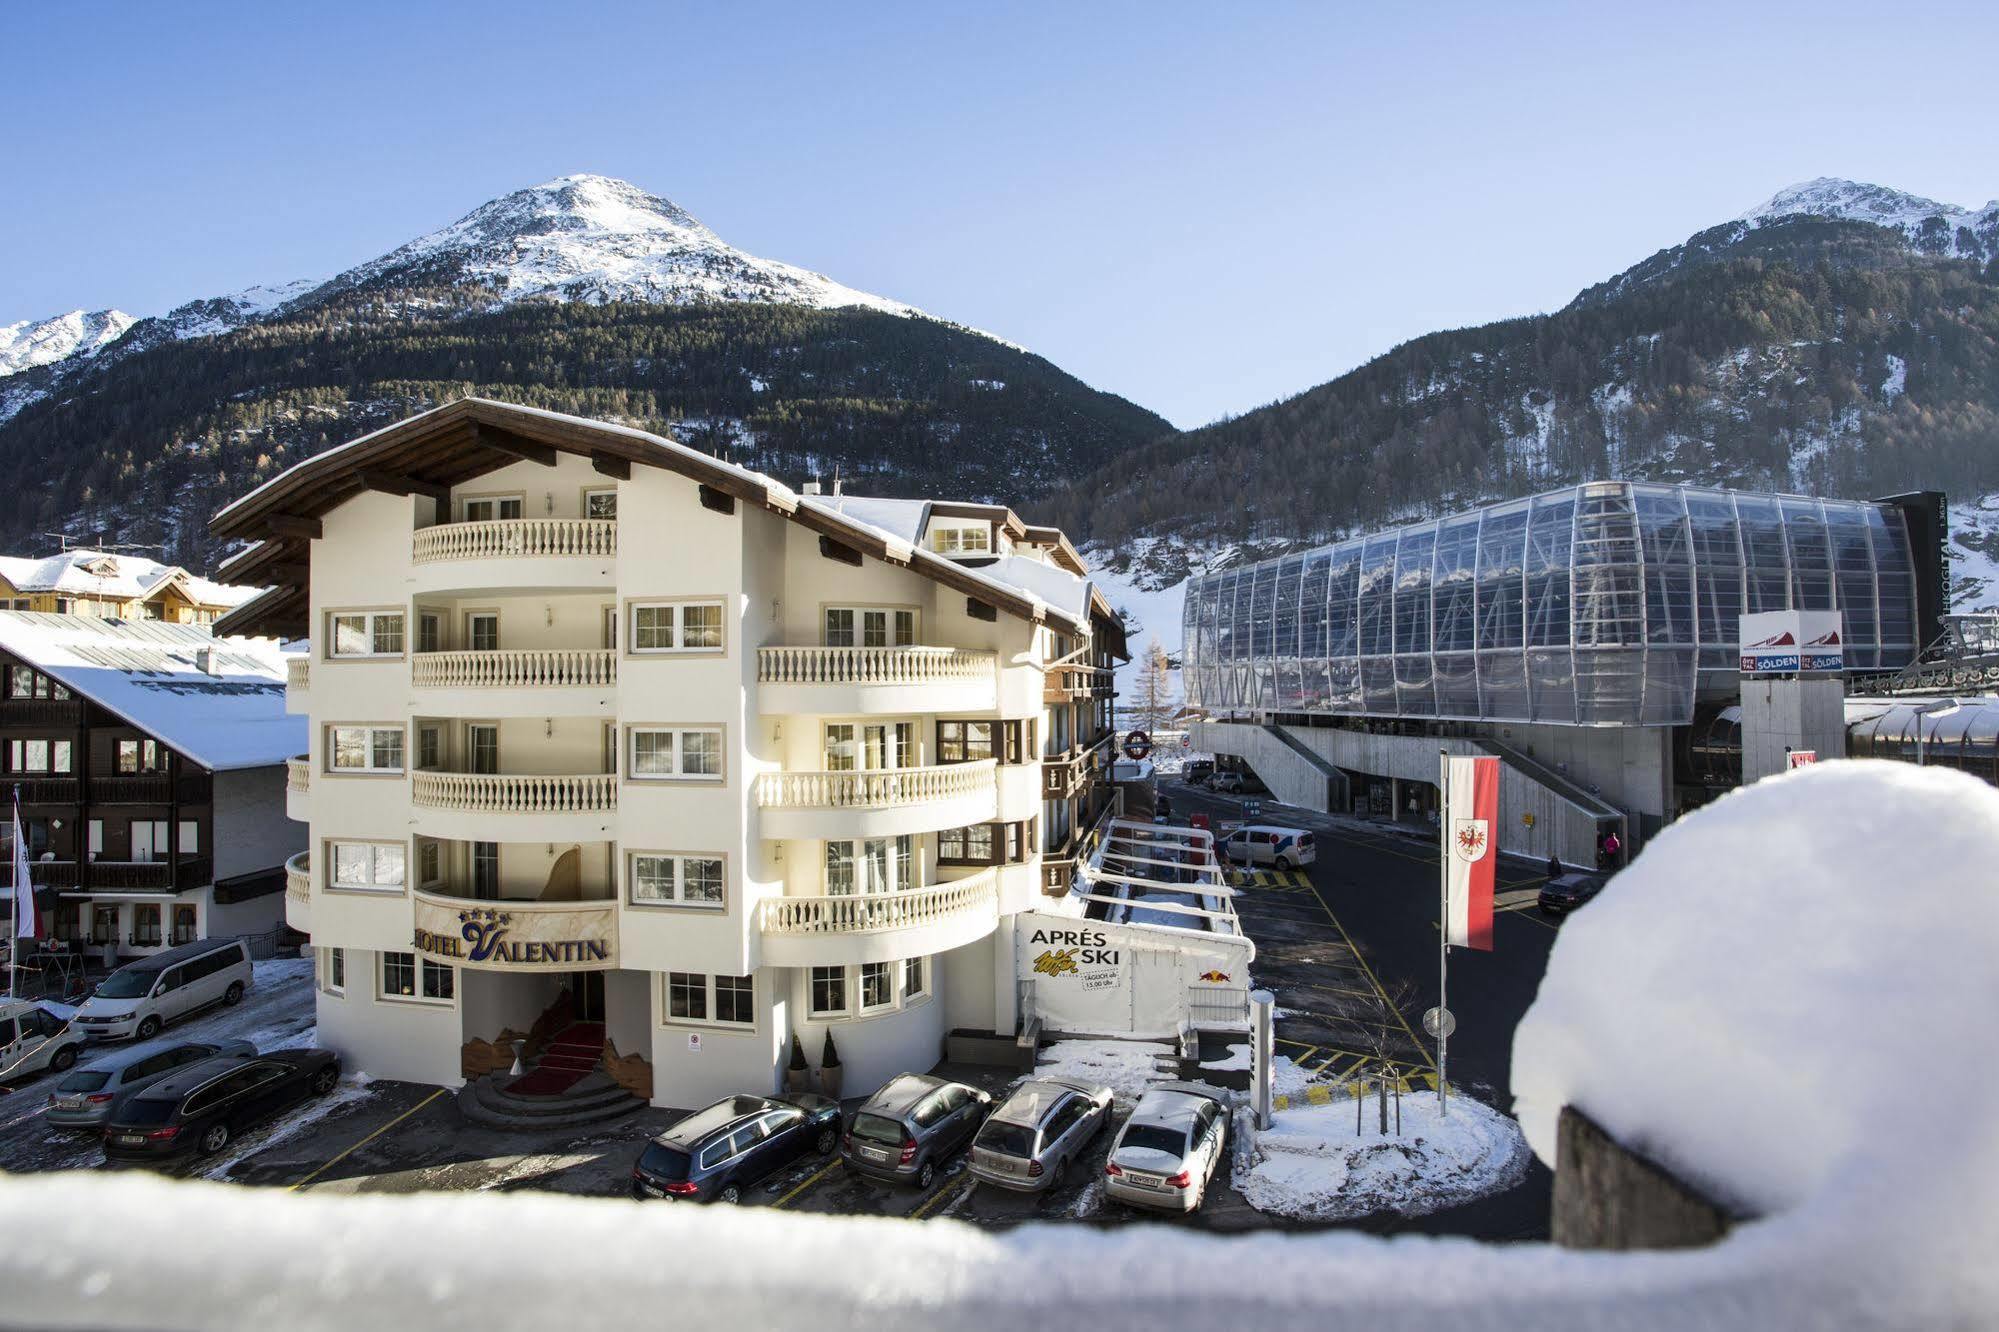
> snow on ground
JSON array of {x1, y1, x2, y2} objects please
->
[
  {"x1": 1235, "y1": 1091, "x2": 1529, "y2": 1222},
  {"x1": 1030, "y1": 1039, "x2": 1175, "y2": 1102}
]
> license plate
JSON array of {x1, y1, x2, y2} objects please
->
[
  {"x1": 640, "y1": 1184, "x2": 663, "y2": 1198},
  {"x1": 55, "y1": 1100, "x2": 80, "y2": 1112},
  {"x1": 861, "y1": 1145, "x2": 890, "y2": 1161},
  {"x1": 1124, "y1": 1171, "x2": 1163, "y2": 1188},
  {"x1": 114, "y1": 1134, "x2": 144, "y2": 1146}
]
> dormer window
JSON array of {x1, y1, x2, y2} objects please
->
[{"x1": 930, "y1": 525, "x2": 991, "y2": 557}]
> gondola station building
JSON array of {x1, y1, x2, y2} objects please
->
[{"x1": 212, "y1": 400, "x2": 1124, "y2": 1107}]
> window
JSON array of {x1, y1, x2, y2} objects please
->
[
  {"x1": 131, "y1": 904, "x2": 161, "y2": 947},
  {"x1": 7, "y1": 668, "x2": 68, "y2": 700},
  {"x1": 328, "y1": 726, "x2": 404, "y2": 774},
  {"x1": 630, "y1": 601, "x2": 724, "y2": 653},
  {"x1": 8, "y1": 739, "x2": 72, "y2": 773},
  {"x1": 461, "y1": 495, "x2": 523, "y2": 522},
  {"x1": 823, "y1": 721, "x2": 912, "y2": 772},
  {"x1": 466, "y1": 612, "x2": 499, "y2": 652},
  {"x1": 822, "y1": 607, "x2": 917, "y2": 648},
  {"x1": 417, "y1": 726, "x2": 441, "y2": 771},
  {"x1": 584, "y1": 488, "x2": 617, "y2": 520},
  {"x1": 417, "y1": 840, "x2": 442, "y2": 888},
  {"x1": 662, "y1": 972, "x2": 754, "y2": 1027},
  {"x1": 824, "y1": 836, "x2": 911, "y2": 895},
  {"x1": 115, "y1": 739, "x2": 162, "y2": 773},
  {"x1": 628, "y1": 727, "x2": 722, "y2": 780},
  {"x1": 930, "y1": 525, "x2": 992, "y2": 555},
  {"x1": 327, "y1": 610, "x2": 405, "y2": 658},
  {"x1": 322, "y1": 947, "x2": 345, "y2": 995},
  {"x1": 1003, "y1": 719, "x2": 1033, "y2": 765},
  {"x1": 329, "y1": 841, "x2": 405, "y2": 893},
  {"x1": 860, "y1": 961, "x2": 893, "y2": 1012},
  {"x1": 937, "y1": 720, "x2": 994, "y2": 763},
  {"x1": 417, "y1": 611, "x2": 442, "y2": 654},
  {"x1": 809, "y1": 965, "x2": 848, "y2": 1017},
  {"x1": 628, "y1": 853, "x2": 726, "y2": 908},
  {"x1": 471, "y1": 842, "x2": 499, "y2": 898},
  {"x1": 939, "y1": 824, "x2": 994, "y2": 865},
  {"x1": 904, "y1": 955, "x2": 926, "y2": 1000},
  {"x1": 382, "y1": 951, "x2": 453, "y2": 1002}
]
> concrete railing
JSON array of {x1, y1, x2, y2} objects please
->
[
  {"x1": 286, "y1": 852, "x2": 310, "y2": 904},
  {"x1": 759, "y1": 870, "x2": 997, "y2": 936},
  {"x1": 757, "y1": 645, "x2": 995, "y2": 687},
  {"x1": 411, "y1": 518, "x2": 617, "y2": 564},
  {"x1": 410, "y1": 771, "x2": 618, "y2": 815},
  {"x1": 413, "y1": 649, "x2": 616, "y2": 690},
  {"x1": 287, "y1": 756, "x2": 311, "y2": 794},
  {"x1": 287, "y1": 658, "x2": 309, "y2": 691},
  {"x1": 755, "y1": 759, "x2": 996, "y2": 811}
]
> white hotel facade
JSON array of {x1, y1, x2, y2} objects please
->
[{"x1": 213, "y1": 400, "x2": 1122, "y2": 1106}]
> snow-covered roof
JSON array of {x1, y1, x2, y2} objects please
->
[
  {"x1": 0, "y1": 550, "x2": 259, "y2": 608},
  {"x1": 979, "y1": 552, "x2": 1092, "y2": 624},
  {"x1": 0, "y1": 612, "x2": 302, "y2": 771},
  {"x1": 797, "y1": 494, "x2": 930, "y2": 546}
]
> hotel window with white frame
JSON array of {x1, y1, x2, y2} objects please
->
[
  {"x1": 937, "y1": 720, "x2": 993, "y2": 763},
  {"x1": 629, "y1": 853, "x2": 725, "y2": 908},
  {"x1": 859, "y1": 961, "x2": 894, "y2": 1013},
  {"x1": 938, "y1": 824, "x2": 994, "y2": 866},
  {"x1": 381, "y1": 950, "x2": 453, "y2": 1002},
  {"x1": 824, "y1": 836, "x2": 911, "y2": 896},
  {"x1": 822, "y1": 607, "x2": 916, "y2": 648},
  {"x1": 930, "y1": 525, "x2": 991, "y2": 556},
  {"x1": 321, "y1": 947, "x2": 345, "y2": 995},
  {"x1": 584, "y1": 488, "x2": 617, "y2": 520},
  {"x1": 460, "y1": 495, "x2": 523, "y2": 522},
  {"x1": 328, "y1": 610, "x2": 404, "y2": 658},
  {"x1": 329, "y1": 841, "x2": 405, "y2": 893},
  {"x1": 664, "y1": 972, "x2": 754, "y2": 1027},
  {"x1": 904, "y1": 955, "x2": 926, "y2": 1001},
  {"x1": 628, "y1": 727, "x2": 722, "y2": 780},
  {"x1": 416, "y1": 840, "x2": 442, "y2": 888},
  {"x1": 328, "y1": 725, "x2": 404, "y2": 773},
  {"x1": 630, "y1": 601, "x2": 724, "y2": 653},
  {"x1": 809, "y1": 965, "x2": 848, "y2": 1017}
]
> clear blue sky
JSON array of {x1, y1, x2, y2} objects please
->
[{"x1": 4, "y1": 1, "x2": 1995, "y2": 428}]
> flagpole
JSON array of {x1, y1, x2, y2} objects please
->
[
  {"x1": 1437, "y1": 750, "x2": 1449, "y2": 1118},
  {"x1": 8, "y1": 785, "x2": 19, "y2": 1001}
]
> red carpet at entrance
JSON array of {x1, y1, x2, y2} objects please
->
[{"x1": 505, "y1": 1022, "x2": 604, "y2": 1097}]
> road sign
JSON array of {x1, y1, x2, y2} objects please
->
[
  {"x1": 1123, "y1": 730, "x2": 1153, "y2": 760},
  {"x1": 1788, "y1": 750, "x2": 1818, "y2": 768},
  {"x1": 1423, "y1": 1006, "x2": 1456, "y2": 1039}
]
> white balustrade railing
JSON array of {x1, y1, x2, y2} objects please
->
[
  {"x1": 759, "y1": 870, "x2": 998, "y2": 936},
  {"x1": 754, "y1": 759, "x2": 996, "y2": 811},
  {"x1": 413, "y1": 649, "x2": 616, "y2": 690},
  {"x1": 411, "y1": 771, "x2": 617, "y2": 815},
  {"x1": 411, "y1": 518, "x2": 617, "y2": 564},
  {"x1": 287, "y1": 756, "x2": 310, "y2": 794},
  {"x1": 287, "y1": 658, "x2": 309, "y2": 690},
  {"x1": 286, "y1": 852, "x2": 310, "y2": 903},
  {"x1": 757, "y1": 645, "x2": 995, "y2": 688}
]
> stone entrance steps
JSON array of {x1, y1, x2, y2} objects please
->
[{"x1": 456, "y1": 1070, "x2": 646, "y2": 1131}]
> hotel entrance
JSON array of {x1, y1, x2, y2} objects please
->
[{"x1": 566, "y1": 970, "x2": 605, "y2": 1022}]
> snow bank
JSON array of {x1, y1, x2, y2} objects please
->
[{"x1": 1031, "y1": 1039, "x2": 1175, "y2": 1101}]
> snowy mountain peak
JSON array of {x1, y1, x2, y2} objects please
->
[
  {"x1": 1740, "y1": 177, "x2": 1998, "y2": 258},
  {"x1": 0, "y1": 309, "x2": 136, "y2": 378},
  {"x1": 305, "y1": 172, "x2": 922, "y2": 316}
]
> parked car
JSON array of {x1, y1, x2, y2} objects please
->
[
  {"x1": 630, "y1": 1092, "x2": 842, "y2": 1203},
  {"x1": 1184, "y1": 759, "x2": 1215, "y2": 787},
  {"x1": 1210, "y1": 772, "x2": 1244, "y2": 794},
  {"x1": 1103, "y1": 1082, "x2": 1230, "y2": 1212},
  {"x1": 100, "y1": 1049, "x2": 341, "y2": 1162},
  {"x1": 46, "y1": 1038, "x2": 256, "y2": 1130},
  {"x1": 0, "y1": 999, "x2": 87, "y2": 1085},
  {"x1": 1538, "y1": 871, "x2": 1609, "y2": 916},
  {"x1": 72, "y1": 939, "x2": 253, "y2": 1042},
  {"x1": 968, "y1": 1077, "x2": 1113, "y2": 1192},
  {"x1": 841, "y1": 1073, "x2": 992, "y2": 1189},
  {"x1": 1219, "y1": 825, "x2": 1317, "y2": 870}
]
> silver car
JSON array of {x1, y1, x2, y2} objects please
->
[
  {"x1": 45, "y1": 1038, "x2": 256, "y2": 1129},
  {"x1": 968, "y1": 1077, "x2": 1113, "y2": 1192},
  {"x1": 1103, "y1": 1082, "x2": 1230, "y2": 1212},
  {"x1": 840, "y1": 1073, "x2": 992, "y2": 1190}
]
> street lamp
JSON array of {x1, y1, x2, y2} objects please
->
[{"x1": 1913, "y1": 699, "x2": 1962, "y2": 767}]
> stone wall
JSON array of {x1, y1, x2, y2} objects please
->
[{"x1": 1552, "y1": 1105, "x2": 1734, "y2": 1250}]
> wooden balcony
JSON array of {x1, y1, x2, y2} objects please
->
[
  {"x1": 8, "y1": 857, "x2": 212, "y2": 893},
  {"x1": 10, "y1": 777, "x2": 81, "y2": 806},
  {"x1": 1043, "y1": 660, "x2": 1115, "y2": 703},
  {"x1": 0, "y1": 697, "x2": 85, "y2": 727},
  {"x1": 91, "y1": 773, "x2": 213, "y2": 805}
]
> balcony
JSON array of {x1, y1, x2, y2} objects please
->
[
  {"x1": 754, "y1": 759, "x2": 997, "y2": 840},
  {"x1": 286, "y1": 852, "x2": 310, "y2": 931},
  {"x1": 758, "y1": 869, "x2": 999, "y2": 967},
  {"x1": 411, "y1": 649, "x2": 616, "y2": 717},
  {"x1": 287, "y1": 756, "x2": 310, "y2": 821},
  {"x1": 0, "y1": 697, "x2": 85, "y2": 727},
  {"x1": 10, "y1": 857, "x2": 213, "y2": 894},
  {"x1": 92, "y1": 773, "x2": 213, "y2": 806},
  {"x1": 286, "y1": 657, "x2": 309, "y2": 713},
  {"x1": 1044, "y1": 660, "x2": 1115, "y2": 703},
  {"x1": 409, "y1": 519, "x2": 616, "y2": 594},
  {"x1": 11, "y1": 778, "x2": 80, "y2": 806},
  {"x1": 411, "y1": 888, "x2": 618, "y2": 972},
  {"x1": 409, "y1": 770, "x2": 617, "y2": 841},
  {"x1": 756, "y1": 645, "x2": 997, "y2": 715}
]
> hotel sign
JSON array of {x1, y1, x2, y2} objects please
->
[{"x1": 412, "y1": 899, "x2": 617, "y2": 972}]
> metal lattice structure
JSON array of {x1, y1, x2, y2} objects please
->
[
  {"x1": 1183, "y1": 481, "x2": 1921, "y2": 727},
  {"x1": 1849, "y1": 615, "x2": 1999, "y2": 696}
]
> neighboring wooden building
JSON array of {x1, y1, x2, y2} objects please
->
[
  {"x1": 0, "y1": 612, "x2": 306, "y2": 959},
  {"x1": 0, "y1": 550, "x2": 262, "y2": 625}
]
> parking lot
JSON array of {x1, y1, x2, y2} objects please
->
[{"x1": 0, "y1": 787, "x2": 1563, "y2": 1236}]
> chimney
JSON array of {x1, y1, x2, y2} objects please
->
[
  {"x1": 802, "y1": 480, "x2": 822, "y2": 496},
  {"x1": 195, "y1": 647, "x2": 219, "y2": 675}
]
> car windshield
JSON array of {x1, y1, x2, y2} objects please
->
[
  {"x1": 851, "y1": 1112, "x2": 906, "y2": 1145},
  {"x1": 1119, "y1": 1124, "x2": 1188, "y2": 1156},
  {"x1": 974, "y1": 1121, "x2": 1036, "y2": 1158},
  {"x1": 115, "y1": 1099, "x2": 177, "y2": 1126},
  {"x1": 95, "y1": 969, "x2": 159, "y2": 1000},
  {"x1": 57, "y1": 1071, "x2": 112, "y2": 1093},
  {"x1": 636, "y1": 1143, "x2": 691, "y2": 1180}
]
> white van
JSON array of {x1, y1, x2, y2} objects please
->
[
  {"x1": 0, "y1": 999, "x2": 87, "y2": 1083},
  {"x1": 1219, "y1": 825, "x2": 1317, "y2": 870},
  {"x1": 72, "y1": 939, "x2": 253, "y2": 1042}
]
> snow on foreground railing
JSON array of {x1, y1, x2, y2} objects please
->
[{"x1": 1, "y1": 761, "x2": 1994, "y2": 1330}]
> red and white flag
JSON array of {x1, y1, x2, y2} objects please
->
[
  {"x1": 1442, "y1": 755, "x2": 1498, "y2": 951},
  {"x1": 11, "y1": 796, "x2": 36, "y2": 941}
]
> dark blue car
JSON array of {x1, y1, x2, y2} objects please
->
[{"x1": 631, "y1": 1093, "x2": 842, "y2": 1203}]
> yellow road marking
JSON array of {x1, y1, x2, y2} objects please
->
[
  {"x1": 289, "y1": 1087, "x2": 446, "y2": 1192},
  {"x1": 771, "y1": 1158, "x2": 841, "y2": 1209},
  {"x1": 1302, "y1": 883, "x2": 1440, "y2": 1074},
  {"x1": 910, "y1": 1173, "x2": 975, "y2": 1219}
]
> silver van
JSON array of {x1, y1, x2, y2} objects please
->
[
  {"x1": 46, "y1": 1037, "x2": 256, "y2": 1129},
  {"x1": 1219, "y1": 824, "x2": 1317, "y2": 870},
  {"x1": 72, "y1": 939, "x2": 254, "y2": 1041}
]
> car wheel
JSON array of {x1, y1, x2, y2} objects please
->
[
  {"x1": 916, "y1": 1160, "x2": 935, "y2": 1190},
  {"x1": 50, "y1": 1045, "x2": 76, "y2": 1073},
  {"x1": 815, "y1": 1127, "x2": 837, "y2": 1155},
  {"x1": 198, "y1": 1121, "x2": 230, "y2": 1156},
  {"x1": 223, "y1": 981, "x2": 245, "y2": 1006},
  {"x1": 716, "y1": 1183, "x2": 741, "y2": 1205},
  {"x1": 1275, "y1": 856, "x2": 1293, "y2": 871},
  {"x1": 135, "y1": 1016, "x2": 161, "y2": 1041},
  {"x1": 311, "y1": 1066, "x2": 339, "y2": 1096}
]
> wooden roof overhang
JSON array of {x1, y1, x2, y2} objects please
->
[{"x1": 209, "y1": 398, "x2": 1090, "y2": 642}]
